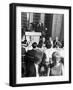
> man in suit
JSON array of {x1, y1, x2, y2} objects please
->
[
  {"x1": 37, "y1": 23, "x2": 44, "y2": 32},
  {"x1": 53, "y1": 37, "x2": 62, "y2": 48},
  {"x1": 38, "y1": 37, "x2": 47, "y2": 48},
  {"x1": 25, "y1": 42, "x2": 44, "y2": 77}
]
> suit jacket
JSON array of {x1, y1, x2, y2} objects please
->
[
  {"x1": 38, "y1": 40, "x2": 47, "y2": 48},
  {"x1": 25, "y1": 49, "x2": 44, "y2": 77},
  {"x1": 37, "y1": 24, "x2": 44, "y2": 32},
  {"x1": 53, "y1": 40, "x2": 62, "y2": 48}
]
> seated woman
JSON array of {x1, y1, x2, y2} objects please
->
[{"x1": 49, "y1": 52, "x2": 64, "y2": 76}]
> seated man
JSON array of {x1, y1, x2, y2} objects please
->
[
  {"x1": 46, "y1": 37, "x2": 53, "y2": 48},
  {"x1": 38, "y1": 37, "x2": 46, "y2": 48},
  {"x1": 21, "y1": 35, "x2": 28, "y2": 47},
  {"x1": 53, "y1": 37, "x2": 62, "y2": 48},
  {"x1": 25, "y1": 42, "x2": 44, "y2": 77}
]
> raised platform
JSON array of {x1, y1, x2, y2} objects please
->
[
  {"x1": 25, "y1": 31, "x2": 41, "y2": 36},
  {"x1": 25, "y1": 31, "x2": 41, "y2": 44}
]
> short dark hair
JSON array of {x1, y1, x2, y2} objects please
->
[
  {"x1": 32, "y1": 42, "x2": 37, "y2": 48},
  {"x1": 46, "y1": 41, "x2": 52, "y2": 49},
  {"x1": 52, "y1": 52, "x2": 56, "y2": 63}
]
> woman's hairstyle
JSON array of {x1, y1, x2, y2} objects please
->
[{"x1": 52, "y1": 52, "x2": 61, "y2": 64}]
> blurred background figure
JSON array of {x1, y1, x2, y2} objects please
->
[
  {"x1": 41, "y1": 27, "x2": 47, "y2": 37},
  {"x1": 53, "y1": 37, "x2": 62, "y2": 48},
  {"x1": 21, "y1": 35, "x2": 28, "y2": 47},
  {"x1": 61, "y1": 41, "x2": 64, "y2": 48},
  {"x1": 21, "y1": 12, "x2": 64, "y2": 77},
  {"x1": 46, "y1": 37, "x2": 53, "y2": 49},
  {"x1": 38, "y1": 37, "x2": 46, "y2": 48},
  {"x1": 49, "y1": 37, "x2": 53, "y2": 48},
  {"x1": 29, "y1": 22, "x2": 37, "y2": 32}
]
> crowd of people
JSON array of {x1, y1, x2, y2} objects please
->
[{"x1": 21, "y1": 36, "x2": 64, "y2": 77}]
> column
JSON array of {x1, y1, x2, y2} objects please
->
[
  {"x1": 52, "y1": 14, "x2": 63, "y2": 40},
  {"x1": 40, "y1": 13, "x2": 45, "y2": 25}
]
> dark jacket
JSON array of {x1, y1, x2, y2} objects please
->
[
  {"x1": 38, "y1": 40, "x2": 47, "y2": 48},
  {"x1": 53, "y1": 40, "x2": 62, "y2": 48},
  {"x1": 25, "y1": 49, "x2": 44, "y2": 77}
]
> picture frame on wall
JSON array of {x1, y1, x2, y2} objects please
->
[{"x1": 9, "y1": 3, "x2": 71, "y2": 87}]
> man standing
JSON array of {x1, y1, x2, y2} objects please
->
[{"x1": 25, "y1": 42, "x2": 44, "y2": 77}]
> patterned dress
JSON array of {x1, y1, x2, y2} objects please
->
[{"x1": 50, "y1": 63, "x2": 63, "y2": 76}]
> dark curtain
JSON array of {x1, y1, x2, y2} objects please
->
[
  {"x1": 59, "y1": 15, "x2": 64, "y2": 42},
  {"x1": 44, "y1": 14, "x2": 53, "y2": 40}
]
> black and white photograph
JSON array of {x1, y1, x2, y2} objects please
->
[
  {"x1": 21, "y1": 12, "x2": 64, "y2": 78},
  {"x1": 10, "y1": 3, "x2": 71, "y2": 87}
]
